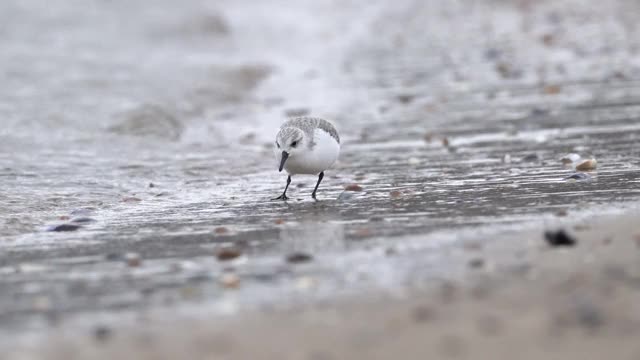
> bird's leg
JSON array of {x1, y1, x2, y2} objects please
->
[
  {"x1": 311, "y1": 171, "x2": 324, "y2": 200},
  {"x1": 272, "y1": 175, "x2": 291, "y2": 201}
]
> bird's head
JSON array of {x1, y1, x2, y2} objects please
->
[{"x1": 275, "y1": 127, "x2": 306, "y2": 172}]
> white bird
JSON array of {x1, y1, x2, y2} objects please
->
[{"x1": 273, "y1": 117, "x2": 341, "y2": 200}]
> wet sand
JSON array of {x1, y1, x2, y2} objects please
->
[
  {"x1": 7, "y1": 211, "x2": 640, "y2": 359},
  {"x1": 2, "y1": 0, "x2": 640, "y2": 358}
]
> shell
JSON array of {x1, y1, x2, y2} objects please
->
[{"x1": 575, "y1": 158, "x2": 597, "y2": 171}]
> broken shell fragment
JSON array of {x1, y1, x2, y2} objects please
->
[{"x1": 575, "y1": 158, "x2": 597, "y2": 171}]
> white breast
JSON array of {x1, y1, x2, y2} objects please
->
[{"x1": 284, "y1": 129, "x2": 340, "y2": 175}]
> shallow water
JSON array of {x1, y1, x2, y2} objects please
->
[{"x1": 2, "y1": 0, "x2": 640, "y2": 338}]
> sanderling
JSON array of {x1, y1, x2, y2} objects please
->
[{"x1": 273, "y1": 117, "x2": 340, "y2": 201}]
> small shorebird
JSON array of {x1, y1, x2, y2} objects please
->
[{"x1": 273, "y1": 117, "x2": 340, "y2": 201}]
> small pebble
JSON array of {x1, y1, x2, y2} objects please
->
[
  {"x1": 411, "y1": 305, "x2": 435, "y2": 323},
  {"x1": 274, "y1": 219, "x2": 285, "y2": 225},
  {"x1": 344, "y1": 184, "x2": 363, "y2": 192},
  {"x1": 634, "y1": 234, "x2": 640, "y2": 248},
  {"x1": 214, "y1": 227, "x2": 230, "y2": 235},
  {"x1": 47, "y1": 224, "x2": 81, "y2": 232},
  {"x1": 124, "y1": 253, "x2": 142, "y2": 267},
  {"x1": 575, "y1": 158, "x2": 597, "y2": 171},
  {"x1": 555, "y1": 209, "x2": 568, "y2": 217},
  {"x1": 352, "y1": 228, "x2": 372, "y2": 238},
  {"x1": 441, "y1": 137, "x2": 450, "y2": 147},
  {"x1": 105, "y1": 253, "x2": 121, "y2": 261},
  {"x1": 286, "y1": 252, "x2": 313, "y2": 264},
  {"x1": 70, "y1": 217, "x2": 96, "y2": 224},
  {"x1": 397, "y1": 94, "x2": 415, "y2": 104},
  {"x1": 216, "y1": 248, "x2": 242, "y2": 261},
  {"x1": 93, "y1": 326, "x2": 113, "y2": 342},
  {"x1": 468, "y1": 258, "x2": 485, "y2": 269},
  {"x1": 543, "y1": 85, "x2": 562, "y2": 94},
  {"x1": 122, "y1": 197, "x2": 141, "y2": 203},
  {"x1": 521, "y1": 154, "x2": 539, "y2": 162},
  {"x1": 544, "y1": 230, "x2": 576, "y2": 247},
  {"x1": 390, "y1": 190, "x2": 402, "y2": 198},
  {"x1": 149, "y1": 182, "x2": 155, "y2": 188},
  {"x1": 219, "y1": 273, "x2": 241, "y2": 289}
]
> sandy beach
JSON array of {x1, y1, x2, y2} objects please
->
[{"x1": 2, "y1": 0, "x2": 640, "y2": 358}]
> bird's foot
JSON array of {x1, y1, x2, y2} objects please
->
[
  {"x1": 311, "y1": 193, "x2": 318, "y2": 201},
  {"x1": 272, "y1": 193, "x2": 289, "y2": 201}
]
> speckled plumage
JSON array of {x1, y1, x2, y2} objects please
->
[{"x1": 279, "y1": 117, "x2": 340, "y2": 149}]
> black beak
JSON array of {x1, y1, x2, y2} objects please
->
[{"x1": 279, "y1": 151, "x2": 289, "y2": 172}]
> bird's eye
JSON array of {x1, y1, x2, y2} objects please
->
[{"x1": 291, "y1": 140, "x2": 298, "y2": 147}]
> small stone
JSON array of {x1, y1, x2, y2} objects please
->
[
  {"x1": 634, "y1": 234, "x2": 640, "y2": 248},
  {"x1": 352, "y1": 228, "x2": 372, "y2": 238},
  {"x1": 59, "y1": 215, "x2": 70, "y2": 221},
  {"x1": 70, "y1": 217, "x2": 96, "y2": 224},
  {"x1": 220, "y1": 273, "x2": 241, "y2": 289},
  {"x1": 47, "y1": 224, "x2": 81, "y2": 232},
  {"x1": 575, "y1": 158, "x2": 597, "y2": 171},
  {"x1": 214, "y1": 227, "x2": 230, "y2": 235},
  {"x1": 286, "y1": 252, "x2": 313, "y2": 264},
  {"x1": 541, "y1": 33, "x2": 555, "y2": 46},
  {"x1": 149, "y1": 182, "x2": 155, "y2": 188},
  {"x1": 397, "y1": 94, "x2": 415, "y2": 104},
  {"x1": 544, "y1": 230, "x2": 576, "y2": 247},
  {"x1": 390, "y1": 190, "x2": 402, "y2": 198},
  {"x1": 274, "y1": 219, "x2": 285, "y2": 225},
  {"x1": 124, "y1": 253, "x2": 142, "y2": 267},
  {"x1": 369, "y1": 216, "x2": 384, "y2": 222},
  {"x1": 555, "y1": 209, "x2": 568, "y2": 217},
  {"x1": 441, "y1": 137, "x2": 450, "y2": 147},
  {"x1": 543, "y1": 85, "x2": 562, "y2": 95},
  {"x1": 530, "y1": 107, "x2": 550, "y2": 116},
  {"x1": 521, "y1": 154, "x2": 539, "y2": 162},
  {"x1": 344, "y1": 184, "x2": 363, "y2": 192},
  {"x1": 216, "y1": 247, "x2": 242, "y2": 261},
  {"x1": 93, "y1": 326, "x2": 113, "y2": 342},
  {"x1": 122, "y1": 197, "x2": 141, "y2": 203},
  {"x1": 105, "y1": 253, "x2": 122, "y2": 261},
  {"x1": 411, "y1": 305, "x2": 435, "y2": 323},
  {"x1": 468, "y1": 258, "x2": 485, "y2": 269}
]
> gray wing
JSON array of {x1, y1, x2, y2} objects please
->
[{"x1": 282, "y1": 117, "x2": 340, "y2": 144}]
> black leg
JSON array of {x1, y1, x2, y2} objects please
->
[
  {"x1": 311, "y1": 171, "x2": 324, "y2": 200},
  {"x1": 272, "y1": 175, "x2": 291, "y2": 201}
]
